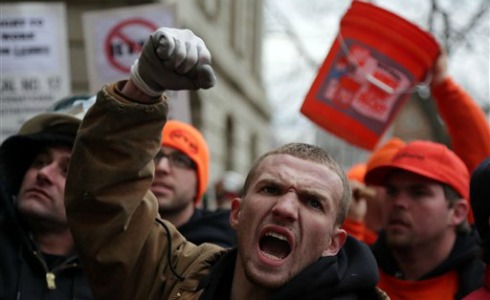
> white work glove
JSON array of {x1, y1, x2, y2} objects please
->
[{"x1": 130, "y1": 27, "x2": 216, "y2": 97}]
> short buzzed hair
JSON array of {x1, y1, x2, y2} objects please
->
[{"x1": 242, "y1": 143, "x2": 351, "y2": 226}]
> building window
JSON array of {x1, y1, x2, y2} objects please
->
[
  {"x1": 229, "y1": 0, "x2": 247, "y2": 56},
  {"x1": 250, "y1": 132, "x2": 258, "y2": 165},
  {"x1": 225, "y1": 115, "x2": 235, "y2": 170},
  {"x1": 190, "y1": 91, "x2": 202, "y2": 129},
  {"x1": 251, "y1": 0, "x2": 263, "y2": 79}
]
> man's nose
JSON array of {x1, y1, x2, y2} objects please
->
[
  {"x1": 389, "y1": 192, "x2": 410, "y2": 209},
  {"x1": 36, "y1": 162, "x2": 59, "y2": 184},
  {"x1": 271, "y1": 191, "x2": 299, "y2": 222},
  {"x1": 155, "y1": 156, "x2": 171, "y2": 173}
]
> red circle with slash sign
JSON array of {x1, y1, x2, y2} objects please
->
[{"x1": 105, "y1": 18, "x2": 158, "y2": 73}]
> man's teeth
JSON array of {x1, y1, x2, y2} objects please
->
[
  {"x1": 265, "y1": 232, "x2": 287, "y2": 241},
  {"x1": 262, "y1": 252, "x2": 283, "y2": 261}
]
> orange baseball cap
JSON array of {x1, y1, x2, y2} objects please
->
[
  {"x1": 365, "y1": 140, "x2": 469, "y2": 200},
  {"x1": 161, "y1": 120, "x2": 209, "y2": 205},
  {"x1": 365, "y1": 137, "x2": 406, "y2": 177}
]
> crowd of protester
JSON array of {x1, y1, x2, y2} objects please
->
[{"x1": 1, "y1": 21, "x2": 489, "y2": 300}]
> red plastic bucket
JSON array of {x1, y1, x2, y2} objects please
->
[{"x1": 300, "y1": 1, "x2": 440, "y2": 150}]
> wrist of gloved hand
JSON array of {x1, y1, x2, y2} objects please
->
[{"x1": 129, "y1": 59, "x2": 164, "y2": 97}]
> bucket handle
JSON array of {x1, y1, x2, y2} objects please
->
[{"x1": 336, "y1": 33, "x2": 433, "y2": 95}]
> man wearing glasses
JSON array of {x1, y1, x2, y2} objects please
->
[{"x1": 151, "y1": 120, "x2": 236, "y2": 247}]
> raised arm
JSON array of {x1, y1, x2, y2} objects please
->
[
  {"x1": 65, "y1": 27, "x2": 218, "y2": 300},
  {"x1": 431, "y1": 49, "x2": 490, "y2": 173}
]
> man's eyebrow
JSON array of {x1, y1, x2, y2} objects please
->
[
  {"x1": 409, "y1": 183, "x2": 434, "y2": 191},
  {"x1": 37, "y1": 147, "x2": 50, "y2": 155},
  {"x1": 255, "y1": 177, "x2": 280, "y2": 186},
  {"x1": 384, "y1": 182, "x2": 395, "y2": 188},
  {"x1": 297, "y1": 186, "x2": 324, "y2": 197},
  {"x1": 385, "y1": 181, "x2": 431, "y2": 189}
]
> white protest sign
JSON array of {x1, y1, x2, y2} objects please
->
[
  {"x1": 0, "y1": 2, "x2": 71, "y2": 142},
  {"x1": 83, "y1": 3, "x2": 176, "y2": 92},
  {"x1": 83, "y1": 4, "x2": 191, "y2": 123}
]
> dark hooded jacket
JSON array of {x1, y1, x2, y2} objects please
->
[
  {"x1": 372, "y1": 230, "x2": 484, "y2": 299},
  {"x1": 179, "y1": 208, "x2": 236, "y2": 248},
  {"x1": 0, "y1": 107, "x2": 93, "y2": 299},
  {"x1": 464, "y1": 157, "x2": 490, "y2": 299},
  {"x1": 200, "y1": 237, "x2": 385, "y2": 300}
]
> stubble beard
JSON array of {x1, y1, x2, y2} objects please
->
[
  {"x1": 157, "y1": 195, "x2": 193, "y2": 216},
  {"x1": 386, "y1": 231, "x2": 414, "y2": 249},
  {"x1": 241, "y1": 255, "x2": 293, "y2": 292}
]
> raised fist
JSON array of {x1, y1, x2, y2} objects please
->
[{"x1": 130, "y1": 27, "x2": 216, "y2": 96}]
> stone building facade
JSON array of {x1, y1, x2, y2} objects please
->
[{"x1": 6, "y1": 0, "x2": 272, "y2": 207}]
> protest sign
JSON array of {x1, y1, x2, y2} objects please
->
[
  {"x1": 83, "y1": 4, "x2": 191, "y2": 122},
  {"x1": 83, "y1": 3, "x2": 176, "y2": 92},
  {"x1": 0, "y1": 2, "x2": 70, "y2": 142}
]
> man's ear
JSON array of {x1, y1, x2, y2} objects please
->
[
  {"x1": 451, "y1": 199, "x2": 469, "y2": 226},
  {"x1": 322, "y1": 228, "x2": 347, "y2": 257},
  {"x1": 230, "y1": 198, "x2": 242, "y2": 230}
]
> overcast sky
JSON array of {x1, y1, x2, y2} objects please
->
[{"x1": 263, "y1": 0, "x2": 490, "y2": 145}]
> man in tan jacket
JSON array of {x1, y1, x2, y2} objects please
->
[{"x1": 65, "y1": 27, "x2": 386, "y2": 300}]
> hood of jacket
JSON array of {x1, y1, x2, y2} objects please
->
[
  {"x1": 178, "y1": 208, "x2": 236, "y2": 248},
  {"x1": 271, "y1": 236, "x2": 381, "y2": 299},
  {"x1": 372, "y1": 229, "x2": 484, "y2": 297}
]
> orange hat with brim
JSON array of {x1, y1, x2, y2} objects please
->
[
  {"x1": 365, "y1": 137, "x2": 406, "y2": 177},
  {"x1": 365, "y1": 140, "x2": 469, "y2": 200}
]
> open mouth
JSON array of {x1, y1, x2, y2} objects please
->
[{"x1": 259, "y1": 232, "x2": 291, "y2": 260}]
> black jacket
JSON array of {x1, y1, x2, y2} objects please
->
[
  {"x1": 372, "y1": 229, "x2": 485, "y2": 299},
  {"x1": 178, "y1": 208, "x2": 236, "y2": 248},
  {"x1": 0, "y1": 180, "x2": 93, "y2": 300},
  {"x1": 199, "y1": 236, "x2": 386, "y2": 300}
]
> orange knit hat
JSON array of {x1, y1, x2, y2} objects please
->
[
  {"x1": 161, "y1": 120, "x2": 209, "y2": 205},
  {"x1": 347, "y1": 163, "x2": 367, "y2": 183}
]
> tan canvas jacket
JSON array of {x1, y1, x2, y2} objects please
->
[{"x1": 65, "y1": 82, "x2": 225, "y2": 300}]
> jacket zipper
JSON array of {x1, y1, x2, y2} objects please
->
[
  {"x1": 33, "y1": 250, "x2": 79, "y2": 290},
  {"x1": 46, "y1": 272, "x2": 56, "y2": 290},
  {"x1": 172, "y1": 291, "x2": 182, "y2": 299}
]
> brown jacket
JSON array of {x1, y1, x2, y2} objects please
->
[
  {"x1": 66, "y1": 82, "x2": 389, "y2": 300},
  {"x1": 65, "y1": 82, "x2": 224, "y2": 300}
]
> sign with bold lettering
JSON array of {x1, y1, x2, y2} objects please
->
[
  {"x1": 82, "y1": 4, "x2": 191, "y2": 123},
  {"x1": 105, "y1": 18, "x2": 158, "y2": 73},
  {"x1": 0, "y1": 2, "x2": 71, "y2": 142},
  {"x1": 83, "y1": 4, "x2": 176, "y2": 92}
]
